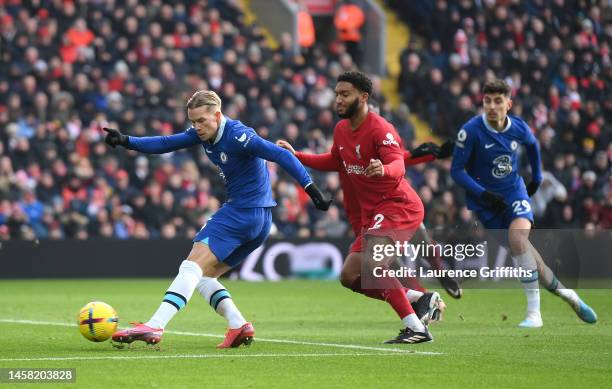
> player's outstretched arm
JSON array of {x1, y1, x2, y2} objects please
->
[
  {"x1": 276, "y1": 140, "x2": 342, "y2": 172},
  {"x1": 437, "y1": 139, "x2": 455, "y2": 158},
  {"x1": 248, "y1": 135, "x2": 331, "y2": 210},
  {"x1": 404, "y1": 149, "x2": 435, "y2": 166},
  {"x1": 404, "y1": 139, "x2": 454, "y2": 167},
  {"x1": 103, "y1": 127, "x2": 200, "y2": 154},
  {"x1": 102, "y1": 127, "x2": 129, "y2": 148},
  {"x1": 296, "y1": 152, "x2": 343, "y2": 172},
  {"x1": 411, "y1": 142, "x2": 441, "y2": 158}
]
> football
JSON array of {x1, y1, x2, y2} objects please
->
[{"x1": 77, "y1": 301, "x2": 119, "y2": 342}]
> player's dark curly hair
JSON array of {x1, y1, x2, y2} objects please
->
[
  {"x1": 337, "y1": 71, "x2": 373, "y2": 95},
  {"x1": 483, "y1": 79, "x2": 511, "y2": 97}
]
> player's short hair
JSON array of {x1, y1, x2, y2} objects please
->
[
  {"x1": 482, "y1": 79, "x2": 511, "y2": 97},
  {"x1": 337, "y1": 71, "x2": 373, "y2": 95},
  {"x1": 187, "y1": 90, "x2": 222, "y2": 111}
]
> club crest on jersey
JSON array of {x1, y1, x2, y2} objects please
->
[
  {"x1": 510, "y1": 140, "x2": 518, "y2": 150},
  {"x1": 356, "y1": 144, "x2": 362, "y2": 159},
  {"x1": 382, "y1": 133, "x2": 399, "y2": 146},
  {"x1": 220, "y1": 152, "x2": 228, "y2": 164},
  {"x1": 492, "y1": 155, "x2": 512, "y2": 178}
]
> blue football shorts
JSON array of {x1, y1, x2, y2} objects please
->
[
  {"x1": 193, "y1": 205, "x2": 272, "y2": 268},
  {"x1": 476, "y1": 193, "x2": 534, "y2": 230}
]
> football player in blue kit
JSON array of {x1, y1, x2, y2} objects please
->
[
  {"x1": 451, "y1": 79, "x2": 597, "y2": 328},
  {"x1": 103, "y1": 90, "x2": 331, "y2": 348}
]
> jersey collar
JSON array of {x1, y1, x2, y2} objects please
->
[
  {"x1": 482, "y1": 114, "x2": 512, "y2": 133},
  {"x1": 213, "y1": 115, "x2": 227, "y2": 145}
]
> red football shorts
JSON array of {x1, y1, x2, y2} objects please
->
[{"x1": 349, "y1": 199, "x2": 424, "y2": 253}]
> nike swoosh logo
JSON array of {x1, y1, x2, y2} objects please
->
[
  {"x1": 485, "y1": 144, "x2": 495, "y2": 149},
  {"x1": 236, "y1": 133, "x2": 247, "y2": 142},
  {"x1": 339, "y1": 146, "x2": 344, "y2": 150},
  {"x1": 205, "y1": 149, "x2": 212, "y2": 153}
]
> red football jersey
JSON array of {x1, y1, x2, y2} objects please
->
[
  {"x1": 339, "y1": 169, "x2": 362, "y2": 236},
  {"x1": 330, "y1": 112, "x2": 423, "y2": 227}
]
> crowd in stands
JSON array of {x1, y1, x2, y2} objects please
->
[
  {"x1": 390, "y1": 0, "x2": 611, "y2": 230},
  {"x1": 0, "y1": 0, "x2": 609, "y2": 242}
]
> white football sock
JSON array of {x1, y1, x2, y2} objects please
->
[
  {"x1": 406, "y1": 289, "x2": 424, "y2": 303},
  {"x1": 196, "y1": 277, "x2": 247, "y2": 329},
  {"x1": 146, "y1": 260, "x2": 203, "y2": 329},
  {"x1": 540, "y1": 265, "x2": 580, "y2": 307},
  {"x1": 514, "y1": 252, "x2": 540, "y2": 314},
  {"x1": 402, "y1": 313, "x2": 426, "y2": 332}
]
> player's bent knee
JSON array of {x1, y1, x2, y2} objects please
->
[
  {"x1": 508, "y1": 231, "x2": 528, "y2": 254},
  {"x1": 507, "y1": 236, "x2": 525, "y2": 255},
  {"x1": 340, "y1": 271, "x2": 359, "y2": 291},
  {"x1": 508, "y1": 218, "x2": 531, "y2": 254},
  {"x1": 340, "y1": 252, "x2": 363, "y2": 291},
  {"x1": 186, "y1": 242, "x2": 228, "y2": 278}
]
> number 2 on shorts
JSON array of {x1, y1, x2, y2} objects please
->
[{"x1": 370, "y1": 214, "x2": 385, "y2": 230}]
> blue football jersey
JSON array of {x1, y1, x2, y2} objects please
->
[
  {"x1": 450, "y1": 114, "x2": 541, "y2": 212},
  {"x1": 189, "y1": 118, "x2": 277, "y2": 207},
  {"x1": 127, "y1": 116, "x2": 312, "y2": 208}
]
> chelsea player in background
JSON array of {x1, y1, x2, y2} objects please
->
[
  {"x1": 451, "y1": 79, "x2": 597, "y2": 328},
  {"x1": 102, "y1": 90, "x2": 331, "y2": 348}
]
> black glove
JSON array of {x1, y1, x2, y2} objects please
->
[
  {"x1": 103, "y1": 127, "x2": 129, "y2": 148},
  {"x1": 411, "y1": 142, "x2": 440, "y2": 158},
  {"x1": 437, "y1": 139, "x2": 455, "y2": 159},
  {"x1": 526, "y1": 181, "x2": 540, "y2": 196},
  {"x1": 480, "y1": 191, "x2": 508, "y2": 213},
  {"x1": 305, "y1": 183, "x2": 332, "y2": 211}
]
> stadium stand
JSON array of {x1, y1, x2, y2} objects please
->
[
  {"x1": 0, "y1": 0, "x2": 609, "y2": 241},
  {"x1": 390, "y1": 0, "x2": 610, "y2": 229}
]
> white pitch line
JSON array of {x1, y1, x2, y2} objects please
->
[
  {"x1": 0, "y1": 353, "x2": 403, "y2": 362},
  {"x1": 0, "y1": 319, "x2": 443, "y2": 356}
]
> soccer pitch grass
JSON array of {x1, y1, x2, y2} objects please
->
[{"x1": 0, "y1": 280, "x2": 610, "y2": 388}]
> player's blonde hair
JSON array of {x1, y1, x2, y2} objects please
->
[{"x1": 186, "y1": 90, "x2": 222, "y2": 112}]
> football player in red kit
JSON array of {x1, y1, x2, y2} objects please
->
[
  {"x1": 288, "y1": 72, "x2": 438, "y2": 343},
  {"x1": 335, "y1": 71, "x2": 432, "y2": 343},
  {"x1": 277, "y1": 138, "x2": 453, "y2": 323},
  {"x1": 286, "y1": 99, "x2": 461, "y2": 296}
]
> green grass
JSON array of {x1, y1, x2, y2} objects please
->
[{"x1": 0, "y1": 280, "x2": 611, "y2": 388}]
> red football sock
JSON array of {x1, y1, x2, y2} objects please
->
[
  {"x1": 363, "y1": 272, "x2": 416, "y2": 318},
  {"x1": 349, "y1": 276, "x2": 415, "y2": 302},
  {"x1": 399, "y1": 275, "x2": 427, "y2": 292},
  {"x1": 381, "y1": 279, "x2": 416, "y2": 318}
]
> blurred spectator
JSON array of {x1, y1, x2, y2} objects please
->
[
  {"x1": 390, "y1": 0, "x2": 610, "y2": 230},
  {"x1": 531, "y1": 171, "x2": 568, "y2": 219},
  {"x1": 334, "y1": 0, "x2": 365, "y2": 65},
  {"x1": 1, "y1": 0, "x2": 608, "y2": 242},
  {"x1": 314, "y1": 205, "x2": 348, "y2": 238},
  {"x1": 295, "y1": 0, "x2": 316, "y2": 50}
]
